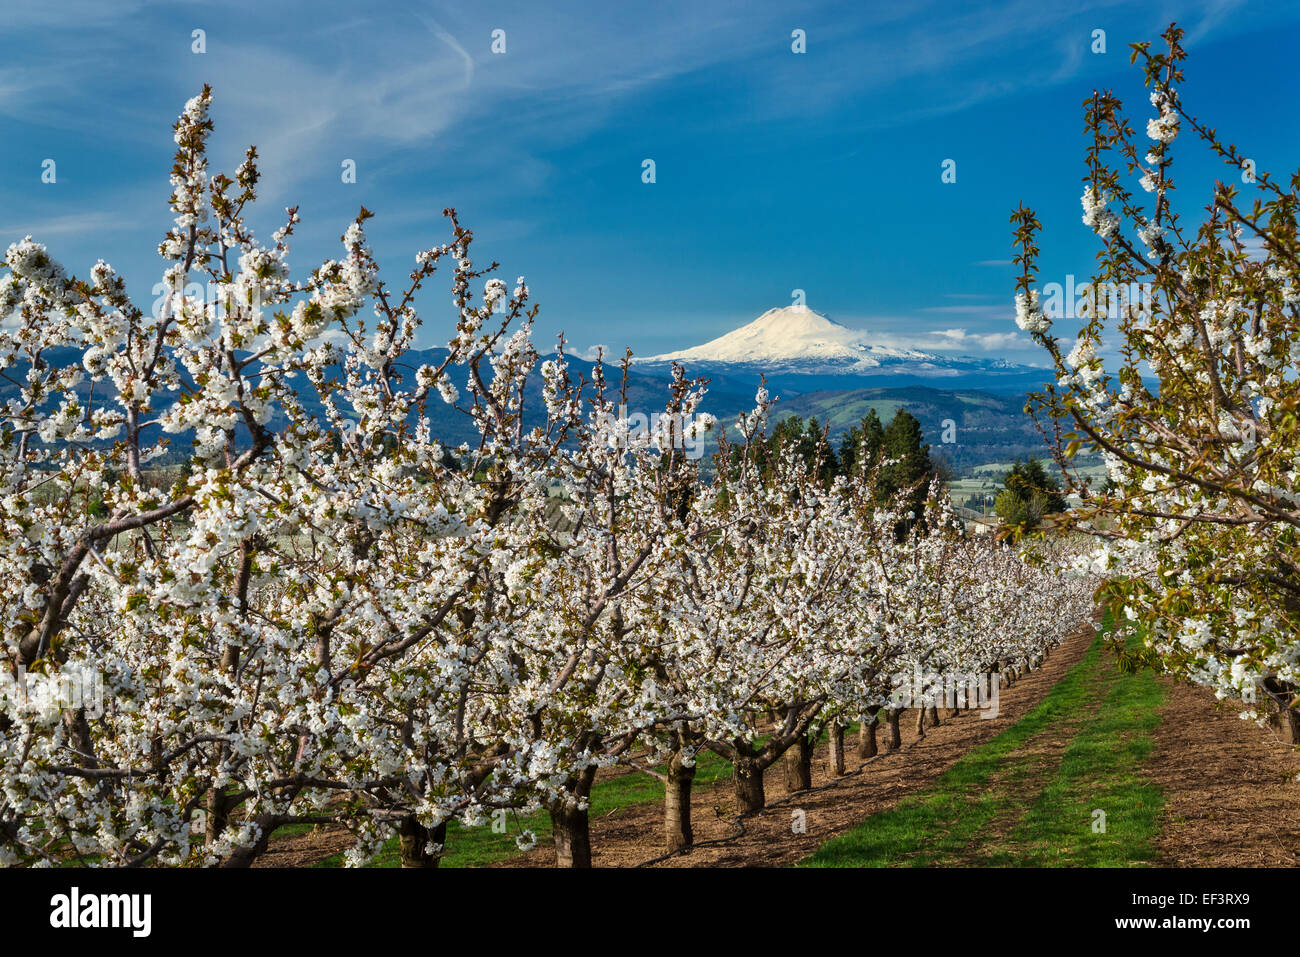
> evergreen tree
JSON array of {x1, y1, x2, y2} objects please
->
[
  {"x1": 872, "y1": 409, "x2": 933, "y2": 537},
  {"x1": 800, "y1": 417, "x2": 839, "y2": 487},
  {"x1": 880, "y1": 409, "x2": 931, "y2": 499},
  {"x1": 1004, "y1": 458, "x2": 1067, "y2": 513},
  {"x1": 839, "y1": 409, "x2": 884, "y2": 480},
  {"x1": 994, "y1": 458, "x2": 1067, "y2": 532},
  {"x1": 755, "y1": 415, "x2": 838, "y2": 488}
]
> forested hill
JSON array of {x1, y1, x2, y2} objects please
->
[{"x1": 772, "y1": 386, "x2": 1054, "y2": 471}]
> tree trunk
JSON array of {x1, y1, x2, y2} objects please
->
[
  {"x1": 829, "y1": 722, "x2": 846, "y2": 776},
  {"x1": 550, "y1": 804, "x2": 592, "y2": 868},
  {"x1": 206, "y1": 787, "x2": 229, "y2": 847},
  {"x1": 664, "y1": 752, "x2": 696, "y2": 853},
  {"x1": 398, "y1": 816, "x2": 447, "y2": 868},
  {"x1": 1280, "y1": 708, "x2": 1300, "y2": 745},
  {"x1": 886, "y1": 709, "x2": 902, "y2": 750},
  {"x1": 1264, "y1": 681, "x2": 1300, "y2": 745},
  {"x1": 219, "y1": 812, "x2": 282, "y2": 867},
  {"x1": 734, "y1": 757, "x2": 766, "y2": 813},
  {"x1": 914, "y1": 706, "x2": 926, "y2": 739},
  {"x1": 551, "y1": 765, "x2": 598, "y2": 868},
  {"x1": 929, "y1": 703, "x2": 940, "y2": 726},
  {"x1": 784, "y1": 735, "x2": 813, "y2": 792},
  {"x1": 858, "y1": 713, "x2": 878, "y2": 758},
  {"x1": 206, "y1": 643, "x2": 241, "y2": 848}
]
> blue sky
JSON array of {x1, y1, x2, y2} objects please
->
[{"x1": 1, "y1": 0, "x2": 1297, "y2": 363}]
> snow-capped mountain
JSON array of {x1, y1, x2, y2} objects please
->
[{"x1": 637, "y1": 306, "x2": 1026, "y2": 378}]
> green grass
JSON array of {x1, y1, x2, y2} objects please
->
[
  {"x1": 985, "y1": 659, "x2": 1164, "y2": 866},
  {"x1": 801, "y1": 617, "x2": 1167, "y2": 867}
]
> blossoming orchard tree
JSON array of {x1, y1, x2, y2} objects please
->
[
  {"x1": 469, "y1": 360, "x2": 719, "y2": 868},
  {"x1": 628, "y1": 421, "x2": 1094, "y2": 854},
  {"x1": 672, "y1": 423, "x2": 866, "y2": 818},
  {"x1": 1012, "y1": 24, "x2": 1300, "y2": 740},
  {"x1": 0, "y1": 86, "x2": 587, "y2": 866}
]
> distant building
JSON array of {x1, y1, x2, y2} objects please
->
[{"x1": 950, "y1": 505, "x2": 998, "y2": 536}]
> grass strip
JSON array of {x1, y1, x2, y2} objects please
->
[{"x1": 802, "y1": 618, "x2": 1165, "y2": 868}]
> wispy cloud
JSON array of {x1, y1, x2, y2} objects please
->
[
  {"x1": 927, "y1": 327, "x2": 1029, "y2": 351},
  {"x1": 1, "y1": 0, "x2": 1292, "y2": 356},
  {"x1": 0, "y1": 211, "x2": 127, "y2": 238},
  {"x1": 830, "y1": 314, "x2": 1030, "y2": 355},
  {"x1": 2, "y1": 0, "x2": 150, "y2": 30}
]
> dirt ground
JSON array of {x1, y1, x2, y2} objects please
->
[
  {"x1": 1144, "y1": 678, "x2": 1300, "y2": 867},
  {"x1": 254, "y1": 819, "x2": 357, "y2": 868}
]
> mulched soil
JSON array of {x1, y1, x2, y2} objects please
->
[
  {"x1": 1143, "y1": 677, "x2": 1300, "y2": 867},
  {"x1": 254, "y1": 821, "x2": 357, "y2": 868}
]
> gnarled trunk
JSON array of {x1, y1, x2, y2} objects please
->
[
  {"x1": 398, "y1": 816, "x2": 448, "y2": 868},
  {"x1": 914, "y1": 706, "x2": 926, "y2": 738},
  {"x1": 550, "y1": 765, "x2": 598, "y2": 868},
  {"x1": 664, "y1": 752, "x2": 696, "y2": 853},
  {"x1": 886, "y1": 709, "x2": 902, "y2": 750},
  {"x1": 1280, "y1": 708, "x2": 1300, "y2": 745},
  {"x1": 205, "y1": 786, "x2": 229, "y2": 847},
  {"x1": 858, "y1": 712, "x2": 878, "y2": 758},
  {"x1": 550, "y1": 804, "x2": 592, "y2": 868},
  {"x1": 734, "y1": 757, "x2": 766, "y2": 813},
  {"x1": 1264, "y1": 679, "x2": 1300, "y2": 744}
]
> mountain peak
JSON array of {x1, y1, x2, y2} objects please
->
[
  {"x1": 643, "y1": 305, "x2": 881, "y2": 365},
  {"x1": 634, "y1": 306, "x2": 1031, "y2": 380},
  {"x1": 640, "y1": 305, "x2": 939, "y2": 368},
  {"x1": 749, "y1": 305, "x2": 847, "y2": 331}
]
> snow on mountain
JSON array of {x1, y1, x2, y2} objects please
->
[{"x1": 637, "y1": 306, "x2": 1017, "y2": 376}]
